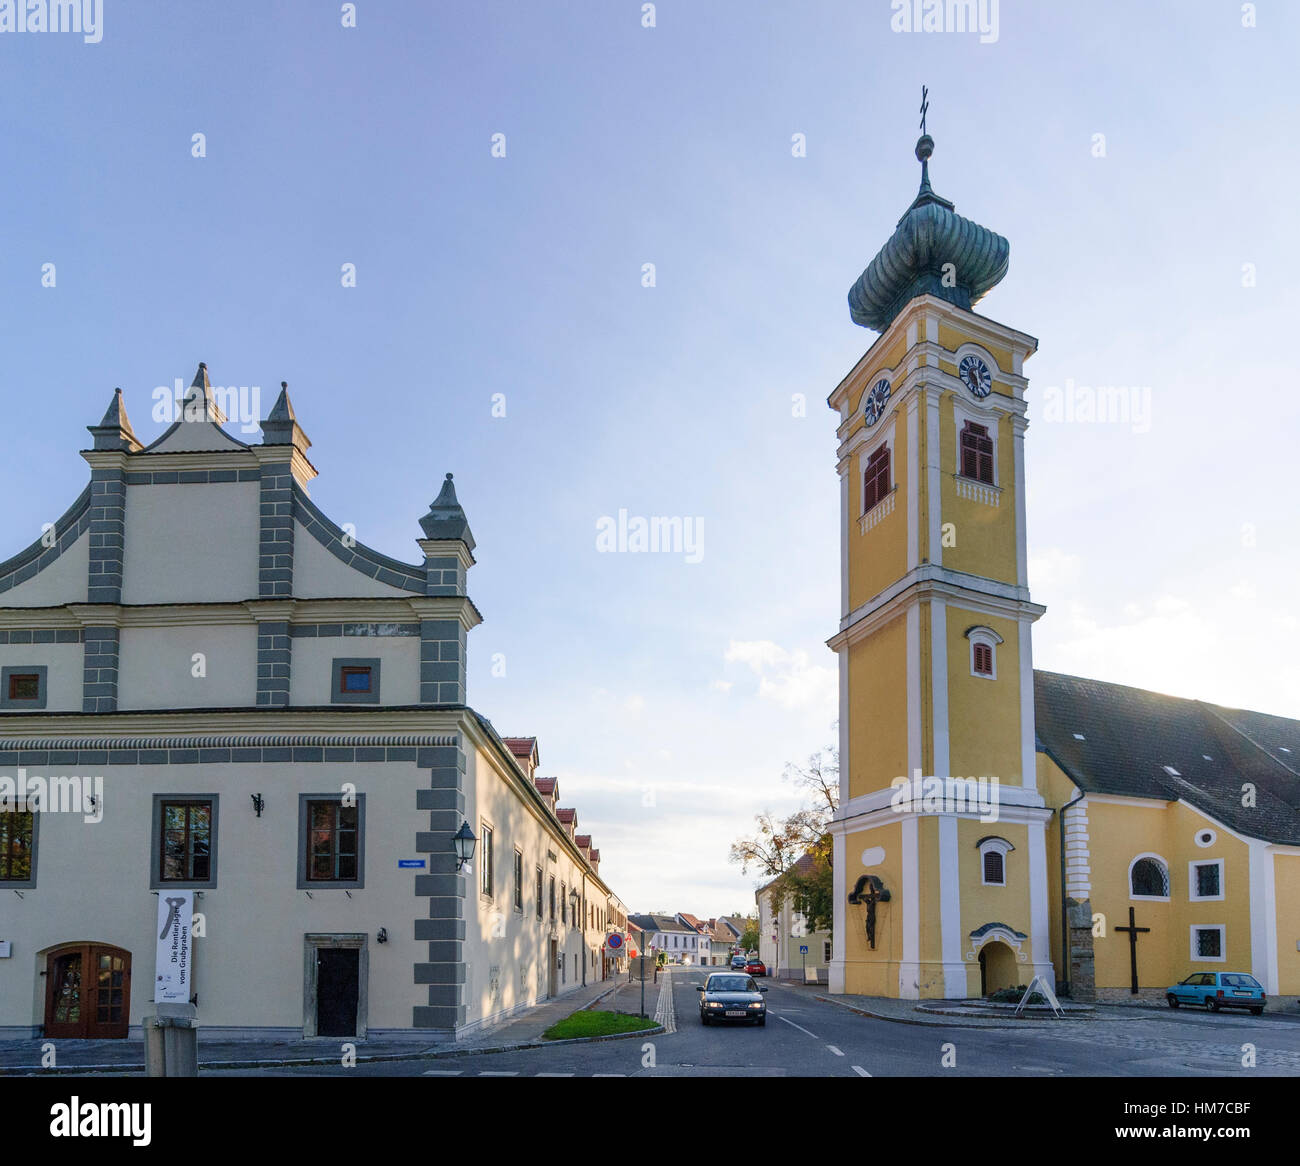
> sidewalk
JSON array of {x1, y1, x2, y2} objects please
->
[{"x1": 0, "y1": 976, "x2": 627, "y2": 1075}]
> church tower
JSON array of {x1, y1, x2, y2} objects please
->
[{"x1": 828, "y1": 109, "x2": 1055, "y2": 999}]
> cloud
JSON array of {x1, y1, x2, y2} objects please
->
[{"x1": 723, "y1": 639, "x2": 837, "y2": 712}]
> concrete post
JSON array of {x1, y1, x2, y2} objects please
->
[{"x1": 143, "y1": 1003, "x2": 198, "y2": 1077}]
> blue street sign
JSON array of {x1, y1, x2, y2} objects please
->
[
  {"x1": 799, "y1": 945, "x2": 809, "y2": 954},
  {"x1": 398, "y1": 859, "x2": 426, "y2": 869}
]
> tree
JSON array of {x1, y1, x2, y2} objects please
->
[
  {"x1": 740, "y1": 925, "x2": 760, "y2": 952},
  {"x1": 729, "y1": 743, "x2": 838, "y2": 937}
]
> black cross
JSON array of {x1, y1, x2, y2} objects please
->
[
  {"x1": 848, "y1": 875, "x2": 892, "y2": 950},
  {"x1": 1114, "y1": 906, "x2": 1150, "y2": 994},
  {"x1": 919, "y1": 84, "x2": 929, "y2": 134}
]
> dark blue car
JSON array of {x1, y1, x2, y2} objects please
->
[{"x1": 1166, "y1": 971, "x2": 1266, "y2": 1014}]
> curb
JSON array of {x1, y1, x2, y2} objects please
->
[
  {"x1": 0, "y1": 983, "x2": 649, "y2": 1076},
  {"x1": 812, "y1": 994, "x2": 1066, "y2": 1029}
]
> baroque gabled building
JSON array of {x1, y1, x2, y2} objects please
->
[{"x1": 0, "y1": 366, "x2": 624, "y2": 1041}]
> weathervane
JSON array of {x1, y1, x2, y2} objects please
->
[{"x1": 919, "y1": 84, "x2": 929, "y2": 135}]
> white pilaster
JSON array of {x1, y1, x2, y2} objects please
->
[
  {"x1": 1019, "y1": 617, "x2": 1037, "y2": 789},
  {"x1": 931, "y1": 599, "x2": 949, "y2": 780},
  {"x1": 1248, "y1": 841, "x2": 1279, "y2": 994},
  {"x1": 1027, "y1": 822, "x2": 1055, "y2": 989},
  {"x1": 830, "y1": 820, "x2": 847, "y2": 994},
  {"x1": 938, "y1": 814, "x2": 966, "y2": 997},
  {"x1": 906, "y1": 393, "x2": 920, "y2": 570},
  {"x1": 899, "y1": 814, "x2": 920, "y2": 999},
  {"x1": 925, "y1": 389, "x2": 943, "y2": 567}
]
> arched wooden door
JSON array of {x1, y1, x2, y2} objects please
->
[{"x1": 44, "y1": 944, "x2": 131, "y2": 1039}]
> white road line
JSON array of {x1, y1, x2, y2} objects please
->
[
  {"x1": 478, "y1": 1071, "x2": 518, "y2": 1076},
  {"x1": 422, "y1": 1069, "x2": 463, "y2": 1076},
  {"x1": 775, "y1": 1013, "x2": 821, "y2": 1040},
  {"x1": 826, "y1": 1044, "x2": 845, "y2": 1056},
  {"x1": 592, "y1": 1073, "x2": 626, "y2": 1077},
  {"x1": 851, "y1": 1065, "x2": 872, "y2": 1077},
  {"x1": 536, "y1": 1072, "x2": 575, "y2": 1077}
]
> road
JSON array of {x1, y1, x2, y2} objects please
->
[{"x1": 202, "y1": 967, "x2": 1300, "y2": 1077}]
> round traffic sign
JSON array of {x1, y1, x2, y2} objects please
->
[{"x1": 606, "y1": 932, "x2": 624, "y2": 950}]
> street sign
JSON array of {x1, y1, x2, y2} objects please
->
[
  {"x1": 398, "y1": 859, "x2": 426, "y2": 869},
  {"x1": 800, "y1": 945, "x2": 809, "y2": 954},
  {"x1": 154, "y1": 890, "x2": 193, "y2": 1004},
  {"x1": 605, "y1": 932, "x2": 624, "y2": 952}
]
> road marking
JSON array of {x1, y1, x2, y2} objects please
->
[
  {"x1": 536, "y1": 1072, "x2": 574, "y2": 1077},
  {"x1": 478, "y1": 1071, "x2": 518, "y2": 1076},
  {"x1": 422, "y1": 1069, "x2": 463, "y2": 1076},
  {"x1": 826, "y1": 1044, "x2": 844, "y2": 1056},
  {"x1": 851, "y1": 1065, "x2": 872, "y2": 1077},
  {"x1": 592, "y1": 1073, "x2": 626, "y2": 1077},
  {"x1": 775, "y1": 1014, "x2": 821, "y2": 1040}
]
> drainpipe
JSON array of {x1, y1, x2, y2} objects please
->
[{"x1": 1058, "y1": 789, "x2": 1086, "y2": 997}]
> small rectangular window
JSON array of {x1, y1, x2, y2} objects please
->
[
  {"x1": 863, "y1": 445, "x2": 892, "y2": 513},
  {"x1": 536, "y1": 867, "x2": 544, "y2": 919},
  {"x1": 549, "y1": 877, "x2": 556, "y2": 920},
  {"x1": 480, "y1": 824, "x2": 494, "y2": 898},
  {"x1": 973, "y1": 643, "x2": 993, "y2": 676},
  {"x1": 982, "y1": 849, "x2": 1005, "y2": 885},
  {"x1": 159, "y1": 800, "x2": 213, "y2": 882},
  {"x1": 513, "y1": 849, "x2": 523, "y2": 911},
  {"x1": 0, "y1": 809, "x2": 35, "y2": 883},
  {"x1": 960, "y1": 421, "x2": 995, "y2": 485},
  {"x1": 1195, "y1": 927, "x2": 1223, "y2": 959},
  {"x1": 0, "y1": 665, "x2": 47, "y2": 710},
  {"x1": 330, "y1": 658, "x2": 381, "y2": 704},
  {"x1": 297, "y1": 794, "x2": 366, "y2": 888},
  {"x1": 339, "y1": 666, "x2": 372, "y2": 694}
]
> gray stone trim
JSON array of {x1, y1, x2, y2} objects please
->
[
  {"x1": 0, "y1": 732, "x2": 457, "y2": 751},
  {"x1": 297, "y1": 793, "x2": 366, "y2": 889},
  {"x1": 0, "y1": 665, "x2": 48, "y2": 710},
  {"x1": 0, "y1": 629, "x2": 84, "y2": 644},
  {"x1": 82, "y1": 626, "x2": 120, "y2": 712},
  {"x1": 422, "y1": 553, "x2": 466, "y2": 598},
  {"x1": 331, "y1": 657, "x2": 381, "y2": 704},
  {"x1": 125, "y1": 468, "x2": 260, "y2": 485},
  {"x1": 258, "y1": 462, "x2": 294, "y2": 600},
  {"x1": 412, "y1": 736, "x2": 468, "y2": 1031},
  {"x1": 149, "y1": 792, "x2": 220, "y2": 889},
  {"x1": 420, "y1": 619, "x2": 467, "y2": 705},
  {"x1": 0, "y1": 484, "x2": 92, "y2": 597},
  {"x1": 87, "y1": 468, "x2": 127, "y2": 605},
  {"x1": 256, "y1": 619, "x2": 291, "y2": 708},
  {"x1": 290, "y1": 622, "x2": 420, "y2": 638},
  {"x1": 292, "y1": 484, "x2": 425, "y2": 593}
]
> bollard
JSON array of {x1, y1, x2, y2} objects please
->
[{"x1": 143, "y1": 1002, "x2": 198, "y2": 1077}]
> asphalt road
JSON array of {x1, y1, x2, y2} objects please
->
[{"x1": 202, "y1": 967, "x2": 1300, "y2": 1077}]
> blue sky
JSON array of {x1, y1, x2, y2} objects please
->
[{"x1": 2, "y1": 1, "x2": 1297, "y2": 916}]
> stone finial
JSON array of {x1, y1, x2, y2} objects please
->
[
  {"x1": 419, "y1": 472, "x2": 476, "y2": 550},
  {"x1": 87, "y1": 387, "x2": 143, "y2": 452},
  {"x1": 181, "y1": 361, "x2": 226, "y2": 423},
  {"x1": 260, "y1": 381, "x2": 311, "y2": 451}
]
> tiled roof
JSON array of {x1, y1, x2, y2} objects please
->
[
  {"x1": 628, "y1": 913, "x2": 695, "y2": 934},
  {"x1": 503, "y1": 737, "x2": 537, "y2": 759},
  {"x1": 1034, "y1": 670, "x2": 1300, "y2": 846},
  {"x1": 574, "y1": 834, "x2": 592, "y2": 849},
  {"x1": 556, "y1": 808, "x2": 576, "y2": 823},
  {"x1": 757, "y1": 852, "x2": 820, "y2": 895},
  {"x1": 533, "y1": 777, "x2": 557, "y2": 795}
]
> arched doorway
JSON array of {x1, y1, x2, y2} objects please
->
[
  {"x1": 43, "y1": 943, "x2": 132, "y2": 1039},
  {"x1": 978, "y1": 941, "x2": 1019, "y2": 997}
]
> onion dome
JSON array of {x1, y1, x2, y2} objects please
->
[{"x1": 848, "y1": 132, "x2": 1009, "y2": 332}]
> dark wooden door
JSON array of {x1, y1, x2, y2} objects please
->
[
  {"x1": 316, "y1": 948, "x2": 359, "y2": 1037},
  {"x1": 44, "y1": 944, "x2": 131, "y2": 1039}
]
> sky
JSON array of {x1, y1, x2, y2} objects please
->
[{"x1": 1, "y1": 0, "x2": 1297, "y2": 918}]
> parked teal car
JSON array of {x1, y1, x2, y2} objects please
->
[{"x1": 1166, "y1": 972, "x2": 1266, "y2": 1014}]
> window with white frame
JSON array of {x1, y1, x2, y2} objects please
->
[
  {"x1": 1129, "y1": 854, "x2": 1171, "y2": 900},
  {"x1": 978, "y1": 836, "x2": 1013, "y2": 886},
  {"x1": 1189, "y1": 859, "x2": 1224, "y2": 901},
  {"x1": 965, "y1": 625, "x2": 1003, "y2": 680},
  {"x1": 1191, "y1": 924, "x2": 1225, "y2": 961}
]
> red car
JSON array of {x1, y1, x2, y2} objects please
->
[{"x1": 745, "y1": 958, "x2": 767, "y2": 977}]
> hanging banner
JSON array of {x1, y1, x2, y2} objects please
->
[{"x1": 154, "y1": 891, "x2": 193, "y2": 1004}]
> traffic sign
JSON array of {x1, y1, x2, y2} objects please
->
[
  {"x1": 799, "y1": 945, "x2": 809, "y2": 954},
  {"x1": 606, "y1": 932, "x2": 624, "y2": 951}
]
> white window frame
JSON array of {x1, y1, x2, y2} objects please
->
[
  {"x1": 857, "y1": 418, "x2": 896, "y2": 519},
  {"x1": 951, "y1": 372, "x2": 1002, "y2": 481},
  {"x1": 1194, "y1": 828, "x2": 1217, "y2": 849},
  {"x1": 1128, "y1": 852, "x2": 1171, "y2": 902},
  {"x1": 978, "y1": 836, "x2": 1013, "y2": 886},
  {"x1": 965, "y1": 625, "x2": 1003, "y2": 681},
  {"x1": 479, "y1": 821, "x2": 494, "y2": 899},
  {"x1": 1189, "y1": 858, "x2": 1225, "y2": 902},
  {"x1": 1190, "y1": 924, "x2": 1226, "y2": 963}
]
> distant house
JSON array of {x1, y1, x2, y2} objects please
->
[
  {"x1": 627, "y1": 913, "x2": 701, "y2": 964},
  {"x1": 756, "y1": 855, "x2": 833, "y2": 982}
]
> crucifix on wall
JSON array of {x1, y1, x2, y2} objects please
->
[
  {"x1": 1114, "y1": 906, "x2": 1150, "y2": 995},
  {"x1": 848, "y1": 875, "x2": 892, "y2": 950}
]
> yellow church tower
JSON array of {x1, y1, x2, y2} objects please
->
[{"x1": 828, "y1": 106, "x2": 1055, "y2": 1000}]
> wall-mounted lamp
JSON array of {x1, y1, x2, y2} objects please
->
[
  {"x1": 376, "y1": 928, "x2": 388, "y2": 945},
  {"x1": 251, "y1": 793, "x2": 265, "y2": 818},
  {"x1": 452, "y1": 821, "x2": 477, "y2": 871}
]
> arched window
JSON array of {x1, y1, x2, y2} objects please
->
[
  {"x1": 960, "y1": 420, "x2": 995, "y2": 484},
  {"x1": 977, "y1": 836, "x2": 1013, "y2": 886},
  {"x1": 1130, "y1": 855, "x2": 1170, "y2": 899},
  {"x1": 863, "y1": 444, "x2": 891, "y2": 513},
  {"x1": 965, "y1": 625, "x2": 1003, "y2": 680},
  {"x1": 972, "y1": 642, "x2": 993, "y2": 676}
]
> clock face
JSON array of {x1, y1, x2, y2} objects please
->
[
  {"x1": 959, "y1": 355, "x2": 992, "y2": 399},
  {"x1": 863, "y1": 378, "x2": 891, "y2": 427}
]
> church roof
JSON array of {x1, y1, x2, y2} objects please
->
[
  {"x1": 847, "y1": 133, "x2": 1009, "y2": 332},
  {"x1": 1034, "y1": 670, "x2": 1300, "y2": 845}
]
